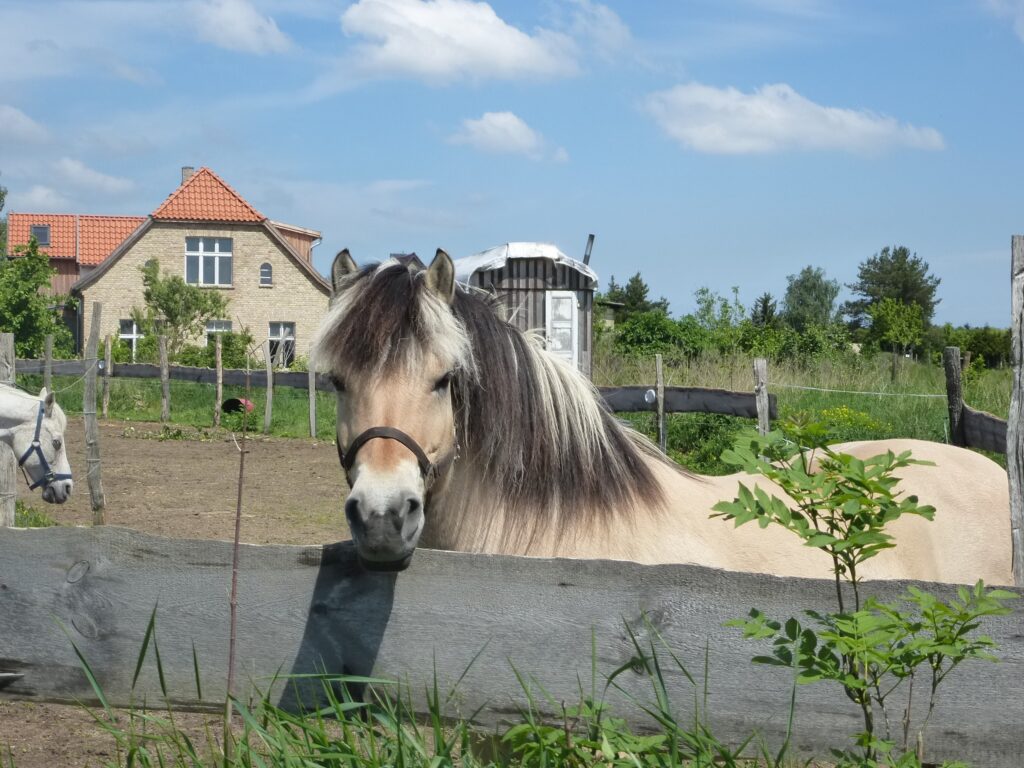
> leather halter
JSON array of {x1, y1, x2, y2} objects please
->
[
  {"x1": 337, "y1": 426, "x2": 458, "y2": 491},
  {"x1": 19, "y1": 400, "x2": 72, "y2": 491}
]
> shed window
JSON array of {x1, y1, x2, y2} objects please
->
[
  {"x1": 30, "y1": 225, "x2": 50, "y2": 246},
  {"x1": 119, "y1": 319, "x2": 144, "y2": 363},
  {"x1": 260, "y1": 262, "x2": 272, "y2": 286}
]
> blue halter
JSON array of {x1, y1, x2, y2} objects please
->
[{"x1": 18, "y1": 400, "x2": 72, "y2": 491}]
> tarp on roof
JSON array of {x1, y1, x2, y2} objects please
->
[{"x1": 453, "y1": 242, "x2": 598, "y2": 284}]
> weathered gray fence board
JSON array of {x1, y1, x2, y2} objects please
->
[
  {"x1": 598, "y1": 385, "x2": 777, "y2": 418},
  {"x1": 0, "y1": 527, "x2": 1020, "y2": 766},
  {"x1": 963, "y1": 404, "x2": 1008, "y2": 454}
]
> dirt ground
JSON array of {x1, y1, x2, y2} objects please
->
[{"x1": 2, "y1": 417, "x2": 353, "y2": 767}]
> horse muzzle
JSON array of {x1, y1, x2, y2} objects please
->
[
  {"x1": 41, "y1": 478, "x2": 73, "y2": 504},
  {"x1": 344, "y1": 487, "x2": 425, "y2": 572}
]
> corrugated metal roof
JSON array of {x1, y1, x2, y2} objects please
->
[{"x1": 453, "y1": 242, "x2": 598, "y2": 284}]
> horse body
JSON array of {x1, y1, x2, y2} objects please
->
[{"x1": 314, "y1": 250, "x2": 1012, "y2": 585}]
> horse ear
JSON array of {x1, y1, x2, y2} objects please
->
[
  {"x1": 331, "y1": 249, "x2": 358, "y2": 295},
  {"x1": 43, "y1": 389, "x2": 55, "y2": 417},
  {"x1": 425, "y1": 249, "x2": 456, "y2": 305}
]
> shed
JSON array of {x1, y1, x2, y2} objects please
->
[{"x1": 454, "y1": 242, "x2": 598, "y2": 377}]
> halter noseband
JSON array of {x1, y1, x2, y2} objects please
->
[
  {"x1": 19, "y1": 400, "x2": 72, "y2": 491},
  {"x1": 337, "y1": 426, "x2": 458, "y2": 492}
]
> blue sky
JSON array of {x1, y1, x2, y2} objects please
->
[{"x1": 2, "y1": 0, "x2": 1022, "y2": 326}]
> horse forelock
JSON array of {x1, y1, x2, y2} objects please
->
[
  {"x1": 449, "y1": 290, "x2": 668, "y2": 549},
  {"x1": 312, "y1": 262, "x2": 472, "y2": 378}
]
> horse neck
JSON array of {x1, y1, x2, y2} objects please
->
[{"x1": 0, "y1": 391, "x2": 40, "y2": 429}]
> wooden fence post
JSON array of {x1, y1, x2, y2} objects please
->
[
  {"x1": 101, "y1": 335, "x2": 112, "y2": 419},
  {"x1": 214, "y1": 335, "x2": 223, "y2": 428},
  {"x1": 655, "y1": 353, "x2": 666, "y2": 453},
  {"x1": 1007, "y1": 236, "x2": 1024, "y2": 585},
  {"x1": 308, "y1": 345, "x2": 316, "y2": 439},
  {"x1": 943, "y1": 346, "x2": 965, "y2": 447},
  {"x1": 0, "y1": 333, "x2": 15, "y2": 527},
  {"x1": 43, "y1": 334, "x2": 53, "y2": 394},
  {"x1": 263, "y1": 340, "x2": 274, "y2": 434},
  {"x1": 753, "y1": 358, "x2": 770, "y2": 436},
  {"x1": 83, "y1": 302, "x2": 105, "y2": 523},
  {"x1": 159, "y1": 336, "x2": 170, "y2": 423}
]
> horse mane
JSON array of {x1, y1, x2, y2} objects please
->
[{"x1": 313, "y1": 261, "x2": 671, "y2": 548}]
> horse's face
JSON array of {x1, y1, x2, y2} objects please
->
[
  {"x1": 320, "y1": 249, "x2": 465, "y2": 572},
  {"x1": 3, "y1": 390, "x2": 73, "y2": 504}
]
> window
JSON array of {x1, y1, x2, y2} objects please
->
[
  {"x1": 30, "y1": 225, "x2": 51, "y2": 247},
  {"x1": 268, "y1": 321, "x2": 295, "y2": 367},
  {"x1": 119, "y1": 319, "x2": 144, "y2": 363},
  {"x1": 206, "y1": 319, "x2": 232, "y2": 346},
  {"x1": 185, "y1": 237, "x2": 232, "y2": 287},
  {"x1": 260, "y1": 262, "x2": 273, "y2": 286}
]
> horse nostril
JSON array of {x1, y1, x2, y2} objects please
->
[
  {"x1": 407, "y1": 497, "x2": 421, "y2": 515},
  {"x1": 344, "y1": 496, "x2": 362, "y2": 527}
]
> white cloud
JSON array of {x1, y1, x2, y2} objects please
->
[
  {"x1": 449, "y1": 111, "x2": 567, "y2": 161},
  {"x1": 192, "y1": 0, "x2": 292, "y2": 54},
  {"x1": 16, "y1": 185, "x2": 73, "y2": 211},
  {"x1": 333, "y1": 0, "x2": 578, "y2": 86},
  {"x1": 643, "y1": 82, "x2": 944, "y2": 154},
  {"x1": 0, "y1": 105, "x2": 49, "y2": 144},
  {"x1": 983, "y1": 0, "x2": 1024, "y2": 41},
  {"x1": 54, "y1": 158, "x2": 135, "y2": 195},
  {"x1": 561, "y1": 0, "x2": 632, "y2": 59}
]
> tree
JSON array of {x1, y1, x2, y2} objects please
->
[
  {"x1": 869, "y1": 298, "x2": 924, "y2": 381},
  {"x1": 781, "y1": 266, "x2": 839, "y2": 333},
  {"x1": 0, "y1": 239, "x2": 74, "y2": 356},
  {"x1": 750, "y1": 292, "x2": 778, "y2": 327},
  {"x1": 601, "y1": 272, "x2": 669, "y2": 320},
  {"x1": 132, "y1": 260, "x2": 230, "y2": 359},
  {"x1": 0, "y1": 172, "x2": 7, "y2": 256},
  {"x1": 844, "y1": 246, "x2": 940, "y2": 329}
]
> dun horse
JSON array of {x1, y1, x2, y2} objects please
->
[
  {"x1": 0, "y1": 385, "x2": 73, "y2": 504},
  {"x1": 312, "y1": 250, "x2": 1011, "y2": 585}
]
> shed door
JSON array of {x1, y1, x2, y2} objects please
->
[{"x1": 545, "y1": 291, "x2": 578, "y2": 370}]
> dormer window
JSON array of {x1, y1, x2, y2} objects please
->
[
  {"x1": 30, "y1": 225, "x2": 50, "y2": 246},
  {"x1": 260, "y1": 262, "x2": 273, "y2": 286}
]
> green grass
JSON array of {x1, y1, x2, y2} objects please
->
[{"x1": 13, "y1": 500, "x2": 57, "y2": 527}]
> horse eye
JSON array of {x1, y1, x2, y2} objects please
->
[
  {"x1": 329, "y1": 374, "x2": 346, "y2": 393},
  {"x1": 433, "y1": 372, "x2": 453, "y2": 393},
  {"x1": 52, "y1": 438, "x2": 62, "y2": 451}
]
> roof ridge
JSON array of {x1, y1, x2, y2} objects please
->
[{"x1": 151, "y1": 167, "x2": 265, "y2": 221}]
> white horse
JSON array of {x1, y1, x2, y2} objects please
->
[
  {"x1": 0, "y1": 385, "x2": 73, "y2": 504},
  {"x1": 312, "y1": 250, "x2": 1012, "y2": 586}
]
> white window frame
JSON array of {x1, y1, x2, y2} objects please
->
[
  {"x1": 206, "y1": 319, "x2": 232, "y2": 346},
  {"x1": 30, "y1": 224, "x2": 51, "y2": 247},
  {"x1": 184, "y1": 237, "x2": 233, "y2": 287},
  {"x1": 119, "y1": 319, "x2": 144, "y2": 363},
  {"x1": 544, "y1": 291, "x2": 579, "y2": 371},
  {"x1": 268, "y1": 321, "x2": 296, "y2": 367},
  {"x1": 259, "y1": 262, "x2": 273, "y2": 287}
]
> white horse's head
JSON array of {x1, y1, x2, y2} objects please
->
[
  {"x1": 0, "y1": 388, "x2": 73, "y2": 504},
  {"x1": 313, "y1": 249, "x2": 468, "y2": 571}
]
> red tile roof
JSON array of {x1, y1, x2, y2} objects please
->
[
  {"x1": 6, "y1": 213, "x2": 145, "y2": 265},
  {"x1": 152, "y1": 167, "x2": 265, "y2": 222}
]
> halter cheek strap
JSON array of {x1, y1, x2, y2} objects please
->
[
  {"x1": 337, "y1": 426, "x2": 458, "y2": 492},
  {"x1": 18, "y1": 400, "x2": 73, "y2": 491}
]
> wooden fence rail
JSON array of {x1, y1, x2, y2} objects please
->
[
  {"x1": 0, "y1": 526, "x2": 1021, "y2": 767},
  {"x1": 944, "y1": 345, "x2": 1008, "y2": 454},
  {"x1": 12, "y1": 359, "x2": 778, "y2": 420}
]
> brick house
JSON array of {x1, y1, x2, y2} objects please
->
[{"x1": 70, "y1": 167, "x2": 331, "y2": 364}]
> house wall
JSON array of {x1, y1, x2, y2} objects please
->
[
  {"x1": 469, "y1": 258, "x2": 595, "y2": 377},
  {"x1": 78, "y1": 222, "x2": 330, "y2": 360},
  {"x1": 48, "y1": 259, "x2": 80, "y2": 296}
]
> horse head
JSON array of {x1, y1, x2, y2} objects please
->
[
  {"x1": 313, "y1": 249, "x2": 469, "y2": 571},
  {"x1": 0, "y1": 388, "x2": 73, "y2": 504}
]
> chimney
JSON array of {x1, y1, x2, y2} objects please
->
[{"x1": 181, "y1": 166, "x2": 195, "y2": 184}]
